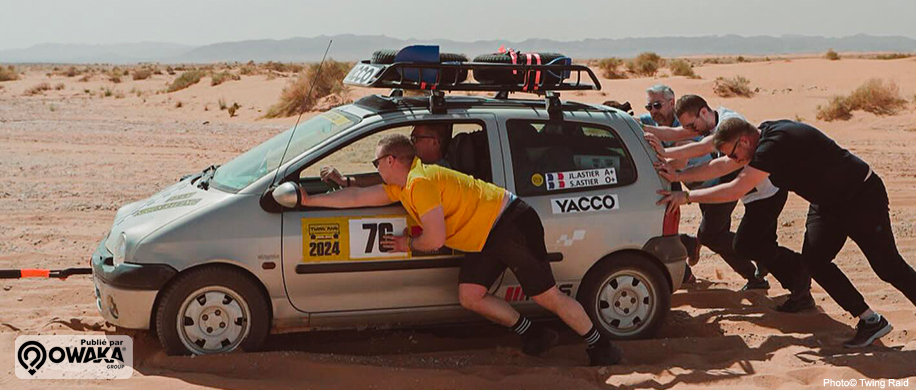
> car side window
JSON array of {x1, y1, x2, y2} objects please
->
[
  {"x1": 507, "y1": 119, "x2": 637, "y2": 196},
  {"x1": 299, "y1": 121, "x2": 490, "y2": 187}
]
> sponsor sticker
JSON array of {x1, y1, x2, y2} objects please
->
[
  {"x1": 545, "y1": 168, "x2": 617, "y2": 191},
  {"x1": 301, "y1": 215, "x2": 453, "y2": 263},
  {"x1": 551, "y1": 194, "x2": 619, "y2": 214},
  {"x1": 531, "y1": 173, "x2": 544, "y2": 187},
  {"x1": 15, "y1": 335, "x2": 133, "y2": 379},
  {"x1": 302, "y1": 218, "x2": 349, "y2": 262}
]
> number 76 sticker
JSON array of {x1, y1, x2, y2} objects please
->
[{"x1": 348, "y1": 217, "x2": 409, "y2": 259}]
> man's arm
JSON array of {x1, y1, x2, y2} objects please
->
[
  {"x1": 301, "y1": 184, "x2": 394, "y2": 208},
  {"x1": 642, "y1": 124, "x2": 698, "y2": 142},
  {"x1": 320, "y1": 166, "x2": 384, "y2": 188},
  {"x1": 657, "y1": 166, "x2": 769, "y2": 213},
  {"x1": 662, "y1": 135, "x2": 716, "y2": 159},
  {"x1": 659, "y1": 155, "x2": 744, "y2": 183},
  {"x1": 380, "y1": 205, "x2": 447, "y2": 253}
]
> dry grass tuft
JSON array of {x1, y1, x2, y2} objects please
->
[
  {"x1": 596, "y1": 58, "x2": 626, "y2": 79},
  {"x1": 668, "y1": 59, "x2": 699, "y2": 78},
  {"x1": 168, "y1": 70, "x2": 204, "y2": 92},
  {"x1": 211, "y1": 71, "x2": 241, "y2": 86},
  {"x1": 713, "y1": 75, "x2": 754, "y2": 98},
  {"x1": 825, "y1": 49, "x2": 840, "y2": 61},
  {"x1": 816, "y1": 79, "x2": 907, "y2": 121},
  {"x1": 874, "y1": 53, "x2": 912, "y2": 60},
  {"x1": 263, "y1": 59, "x2": 351, "y2": 118},
  {"x1": 54, "y1": 82, "x2": 65, "y2": 90},
  {"x1": 132, "y1": 69, "x2": 152, "y2": 80},
  {"x1": 24, "y1": 82, "x2": 51, "y2": 96},
  {"x1": 0, "y1": 65, "x2": 19, "y2": 81},
  {"x1": 228, "y1": 102, "x2": 240, "y2": 117},
  {"x1": 626, "y1": 52, "x2": 663, "y2": 77}
]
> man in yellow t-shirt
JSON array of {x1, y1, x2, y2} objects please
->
[{"x1": 295, "y1": 134, "x2": 621, "y2": 366}]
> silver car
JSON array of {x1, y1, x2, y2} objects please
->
[{"x1": 92, "y1": 59, "x2": 687, "y2": 355}]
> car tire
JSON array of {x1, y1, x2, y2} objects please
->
[
  {"x1": 370, "y1": 49, "x2": 468, "y2": 84},
  {"x1": 472, "y1": 52, "x2": 567, "y2": 85},
  {"x1": 577, "y1": 254, "x2": 671, "y2": 340},
  {"x1": 154, "y1": 266, "x2": 270, "y2": 355}
]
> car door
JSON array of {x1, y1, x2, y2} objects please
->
[
  {"x1": 282, "y1": 113, "x2": 505, "y2": 314},
  {"x1": 495, "y1": 112, "x2": 651, "y2": 303}
]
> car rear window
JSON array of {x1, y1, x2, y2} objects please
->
[{"x1": 507, "y1": 120, "x2": 637, "y2": 196}]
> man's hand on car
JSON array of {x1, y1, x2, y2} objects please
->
[
  {"x1": 644, "y1": 133, "x2": 667, "y2": 158},
  {"x1": 320, "y1": 166, "x2": 347, "y2": 187},
  {"x1": 380, "y1": 234, "x2": 409, "y2": 252},
  {"x1": 653, "y1": 160, "x2": 679, "y2": 182}
]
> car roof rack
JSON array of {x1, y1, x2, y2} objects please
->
[
  {"x1": 344, "y1": 61, "x2": 601, "y2": 116},
  {"x1": 344, "y1": 61, "x2": 601, "y2": 93}
]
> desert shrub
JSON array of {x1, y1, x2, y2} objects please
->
[
  {"x1": 211, "y1": 71, "x2": 240, "y2": 86},
  {"x1": 78, "y1": 74, "x2": 91, "y2": 82},
  {"x1": 240, "y1": 65, "x2": 258, "y2": 76},
  {"x1": 816, "y1": 79, "x2": 907, "y2": 121},
  {"x1": 825, "y1": 49, "x2": 840, "y2": 61},
  {"x1": 737, "y1": 56, "x2": 746, "y2": 62},
  {"x1": 54, "y1": 82, "x2": 65, "y2": 90},
  {"x1": 596, "y1": 57, "x2": 626, "y2": 79},
  {"x1": 101, "y1": 87, "x2": 113, "y2": 97},
  {"x1": 166, "y1": 66, "x2": 175, "y2": 75},
  {"x1": 228, "y1": 102, "x2": 240, "y2": 117},
  {"x1": 175, "y1": 101, "x2": 183, "y2": 108},
  {"x1": 218, "y1": 98, "x2": 228, "y2": 110},
  {"x1": 24, "y1": 82, "x2": 51, "y2": 96},
  {"x1": 626, "y1": 52, "x2": 662, "y2": 77},
  {"x1": 874, "y1": 53, "x2": 912, "y2": 60},
  {"x1": 264, "y1": 59, "x2": 351, "y2": 118},
  {"x1": 64, "y1": 66, "x2": 81, "y2": 77},
  {"x1": 0, "y1": 66, "x2": 19, "y2": 81},
  {"x1": 167, "y1": 70, "x2": 204, "y2": 92},
  {"x1": 132, "y1": 69, "x2": 152, "y2": 80},
  {"x1": 713, "y1": 75, "x2": 754, "y2": 98},
  {"x1": 263, "y1": 61, "x2": 304, "y2": 73},
  {"x1": 668, "y1": 59, "x2": 698, "y2": 78}
]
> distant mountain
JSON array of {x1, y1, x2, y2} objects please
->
[
  {"x1": 2, "y1": 34, "x2": 915, "y2": 64},
  {"x1": 0, "y1": 42, "x2": 195, "y2": 64}
]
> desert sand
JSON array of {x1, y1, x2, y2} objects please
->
[{"x1": 1, "y1": 55, "x2": 915, "y2": 389}]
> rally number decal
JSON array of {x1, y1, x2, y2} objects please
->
[
  {"x1": 349, "y1": 218, "x2": 408, "y2": 259},
  {"x1": 301, "y1": 215, "x2": 455, "y2": 262}
]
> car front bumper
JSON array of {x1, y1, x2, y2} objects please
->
[{"x1": 91, "y1": 239, "x2": 177, "y2": 329}]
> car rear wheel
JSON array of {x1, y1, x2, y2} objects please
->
[
  {"x1": 578, "y1": 254, "x2": 671, "y2": 340},
  {"x1": 154, "y1": 266, "x2": 270, "y2": 355}
]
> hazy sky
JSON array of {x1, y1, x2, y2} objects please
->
[{"x1": 2, "y1": 0, "x2": 915, "y2": 50}]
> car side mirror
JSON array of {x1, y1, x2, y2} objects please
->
[{"x1": 272, "y1": 182, "x2": 302, "y2": 209}]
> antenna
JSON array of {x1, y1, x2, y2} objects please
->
[{"x1": 270, "y1": 39, "x2": 333, "y2": 186}]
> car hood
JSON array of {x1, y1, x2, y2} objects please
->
[{"x1": 104, "y1": 179, "x2": 228, "y2": 254}]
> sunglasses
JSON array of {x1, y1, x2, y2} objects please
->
[
  {"x1": 372, "y1": 154, "x2": 392, "y2": 168},
  {"x1": 645, "y1": 101, "x2": 664, "y2": 111},
  {"x1": 727, "y1": 136, "x2": 742, "y2": 159}
]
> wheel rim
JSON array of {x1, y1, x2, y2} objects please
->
[
  {"x1": 177, "y1": 286, "x2": 251, "y2": 355},
  {"x1": 595, "y1": 269, "x2": 658, "y2": 337}
]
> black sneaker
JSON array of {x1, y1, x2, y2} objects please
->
[
  {"x1": 521, "y1": 326, "x2": 559, "y2": 356},
  {"x1": 843, "y1": 316, "x2": 893, "y2": 348},
  {"x1": 741, "y1": 277, "x2": 770, "y2": 291},
  {"x1": 586, "y1": 339, "x2": 622, "y2": 366},
  {"x1": 775, "y1": 292, "x2": 816, "y2": 313}
]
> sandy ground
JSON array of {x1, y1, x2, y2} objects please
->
[{"x1": 1, "y1": 56, "x2": 916, "y2": 389}]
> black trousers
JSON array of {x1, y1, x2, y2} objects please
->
[
  {"x1": 802, "y1": 174, "x2": 916, "y2": 317},
  {"x1": 698, "y1": 201, "x2": 758, "y2": 280},
  {"x1": 733, "y1": 189, "x2": 811, "y2": 295}
]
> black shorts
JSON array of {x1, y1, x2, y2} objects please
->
[{"x1": 458, "y1": 199, "x2": 556, "y2": 297}]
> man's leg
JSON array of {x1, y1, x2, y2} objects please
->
[
  {"x1": 802, "y1": 204, "x2": 870, "y2": 317},
  {"x1": 457, "y1": 283, "x2": 521, "y2": 326},
  {"x1": 733, "y1": 189, "x2": 812, "y2": 311},
  {"x1": 698, "y1": 201, "x2": 764, "y2": 288},
  {"x1": 844, "y1": 176, "x2": 916, "y2": 308}
]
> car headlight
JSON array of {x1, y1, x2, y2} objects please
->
[{"x1": 113, "y1": 233, "x2": 127, "y2": 267}]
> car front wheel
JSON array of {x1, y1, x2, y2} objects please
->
[
  {"x1": 154, "y1": 266, "x2": 270, "y2": 355},
  {"x1": 578, "y1": 254, "x2": 671, "y2": 340}
]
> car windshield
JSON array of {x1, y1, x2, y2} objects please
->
[{"x1": 211, "y1": 110, "x2": 360, "y2": 192}]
